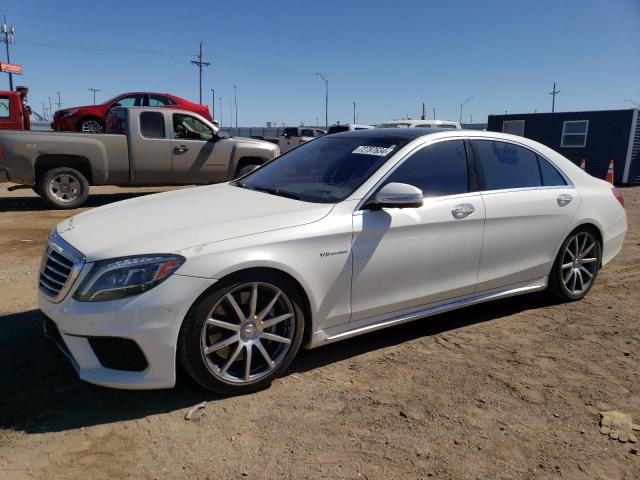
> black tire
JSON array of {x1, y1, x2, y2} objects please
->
[
  {"x1": 235, "y1": 163, "x2": 261, "y2": 178},
  {"x1": 178, "y1": 270, "x2": 305, "y2": 394},
  {"x1": 77, "y1": 117, "x2": 104, "y2": 134},
  {"x1": 547, "y1": 227, "x2": 601, "y2": 301},
  {"x1": 37, "y1": 167, "x2": 90, "y2": 209}
]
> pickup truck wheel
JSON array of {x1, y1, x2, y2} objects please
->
[
  {"x1": 236, "y1": 163, "x2": 260, "y2": 178},
  {"x1": 38, "y1": 167, "x2": 89, "y2": 209},
  {"x1": 178, "y1": 271, "x2": 305, "y2": 394},
  {"x1": 78, "y1": 118, "x2": 104, "y2": 134}
]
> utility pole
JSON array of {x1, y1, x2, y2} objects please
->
[
  {"x1": 1, "y1": 16, "x2": 15, "y2": 90},
  {"x1": 421, "y1": 102, "x2": 426, "y2": 120},
  {"x1": 89, "y1": 88, "x2": 100, "y2": 104},
  {"x1": 48, "y1": 96, "x2": 52, "y2": 116},
  {"x1": 549, "y1": 82, "x2": 560, "y2": 113},
  {"x1": 315, "y1": 72, "x2": 328, "y2": 127},
  {"x1": 469, "y1": 114, "x2": 473, "y2": 124},
  {"x1": 229, "y1": 98, "x2": 233, "y2": 134},
  {"x1": 459, "y1": 97, "x2": 475, "y2": 123},
  {"x1": 219, "y1": 96, "x2": 223, "y2": 127},
  {"x1": 233, "y1": 85, "x2": 238, "y2": 129},
  {"x1": 353, "y1": 101, "x2": 356, "y2": 124},
  {"x1": 210, "y1": 88, "x2": 215, "y2": 120},
  {"x1": 432, "y1": 107, "x2": 436, "y2": 119},
  {"x1": 190, "y1": 41, "x2": 210, "y2": 104},
  {"x1": 40, "y1": 101, "x2": 46, "y2": 120},
  {"x1": 56, "y1": 91, "x2": 62, "y2": 110}
]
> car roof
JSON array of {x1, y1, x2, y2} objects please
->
[{"x1": 328, "y1": 127, "x2": 446, "y2": 140}]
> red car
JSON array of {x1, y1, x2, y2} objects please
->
[{"x1": 52, "y1": 92, "x2": 212, "y2": 133}]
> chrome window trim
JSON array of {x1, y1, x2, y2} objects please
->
[{"x1": 39, "y1": 230, "x2": 86, "y2": 303}]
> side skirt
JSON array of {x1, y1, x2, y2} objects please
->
[{"x1": 307, "y1": 277, "x2": 547, "y2": 348}]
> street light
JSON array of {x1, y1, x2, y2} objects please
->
[
  {"x1": 624, "y1": 99, "x2": 640, "y2": 108},
  {"x1": 89, "y1": 88, "x2": 100, "y2": 105},
  {"x1": 233, "y1": 85, "x2": 238, "y2": 129},
  {"x1": 459, "y1": 96, "x2": 475, "y2": 123},
  {"x1": 210, "y1": 88, "x2": 215, "y2": 120},
  {"x1": 315, "y1": 72, "x2": 328, "y2": 127}
]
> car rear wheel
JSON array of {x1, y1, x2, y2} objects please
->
[
  {"x1": 547, "y1": 228, "x2": 601, "y2": 301},
  {"x1": 78, "y1": 118, "x2": 104, "y2": 134},
  {"x1": 178, "y1": 271, "x2": 305, "y2": 394},
  {"x1": 38, "y1": 167, "x2": 90, "y2": 209}
]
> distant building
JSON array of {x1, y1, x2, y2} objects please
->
[{"x1": 487, "y1": 109, "x2": 640, "y2": 185}]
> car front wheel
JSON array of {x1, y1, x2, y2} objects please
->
[
  {"x1": 178, "y1": 271, "x2": 305, "y2": 394},
  {"x1": 548, "y1": 228, "x2": 601, "y2": 301}
]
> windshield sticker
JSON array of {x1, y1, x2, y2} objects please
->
[{"x1": 352, "y1": 145, "x2": 397, "y2": 156}]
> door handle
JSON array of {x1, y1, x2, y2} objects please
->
[
  {"x1": 557, "y1": 193, "x2": 573, "y2": 207},
  {"x1": 174, "y1": 145, "x2": 189, "y2": 154},
  {"x1": 451, "y1": 203, "x2": 475, "y2": 219}
]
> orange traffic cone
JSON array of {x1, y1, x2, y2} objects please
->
[
  {"x1": 605, "y1": 159, "x2": 615, "y2": 184},
  {"x1": 579, "y1": 158, "x2": 586, "y2": 170}
]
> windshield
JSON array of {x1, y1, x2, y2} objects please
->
[{"x1": 234, "y1": 136, "x2": 409, "y2": 203}]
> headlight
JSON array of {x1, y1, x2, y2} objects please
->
[
  {"x1": 74, "y1": 255, "x2": 185, "y2": 302},
  {"x1": 62, "y1": 109, "x2": 78, "y2": 117}
]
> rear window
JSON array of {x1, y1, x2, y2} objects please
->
[
  {"x1": 328, "y1": 125, "x2": 349, "y2": 134},
  {"x1": 140, "y1": 111, "x2": 166, "y2": 139},
  {"x1": 0, "y1": 96, "x2": 10, "y2": 118}
]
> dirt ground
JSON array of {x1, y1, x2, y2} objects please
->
[{"x1": 0, "y1": 184, "x2": 638, "y2": 480}]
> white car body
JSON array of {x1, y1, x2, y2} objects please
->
[
  {"x1": 39, "y1": 129, "x2": 627, "y2": 390},
  {"x1": 378, "y1": 119, "x2": 462, "y2": 129}
]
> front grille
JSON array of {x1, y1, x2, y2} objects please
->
[{"x1": 39, "y1": 231, "x2": 85, "y2": 302}]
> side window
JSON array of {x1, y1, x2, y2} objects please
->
[
  {"x1": 414, "y1": 124, "x2": 433, "y2": 128},
  {"x1": 382, "y1": 140, "x2": 469, "y2": 197},
  {"x1": 502, "y1": 120, "x2": 525, "y2": 136},
  {"x1": 140, "y1": 112, "x2": 166, "y2": 139},
  {"x1": 474, "y1": 140, "x2": 541, "y2": 190},
  {"x1": 283, "y1": 127, "x2": 298, "y2": 137},
  {"x1": 115, "y1": 95, "x2": 143, "y2": 107},
  {"x1": 538, "y1": 156, "x2": 566, "y2": 186},
  {"x1": 561, "y1": 120, "x2": 588, "y2": 147},
  {"x1": 301, "y1": 128, "x2": 314, "y2": 137},
  {"x1": 149, "y1": 95, "x2": 176, "y2": 107},
  {"x1": 173, "y1": 114, "x2": 213, "y2": 141},
  {"x1": 0, "y1": 96, "x2": 10, "y2": 118}
]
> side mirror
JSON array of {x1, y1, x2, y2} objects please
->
[
  {"x1": 216, "y1": 130, "x2": 230, "y2": 139},
  {"x1": 364, "y1": 182, "x2": 423, "y2": 209}
]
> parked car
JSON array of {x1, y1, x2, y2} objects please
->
[
  {"x1": 377, "y1": 119, "x2": 462, "y2": 129},
  {"x1": 278, "y1": 126, "x2": 326, "y2": 153},
  {"x1": 52, "y1": 92, "x2": 212, "y2": 133},
  {"x1": 38, "y1": 128, "x2": 626, "y2": 393},
  {"x1": 0, "y1": 107, "x2": 278, "y2": 208},
  {"x1": 327, "y1": 124, "x2": 374, "y2": 134},
  {"x1": 0, "y1": 85, "x2": 31, "y2": 131}
]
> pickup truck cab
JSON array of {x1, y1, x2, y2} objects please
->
[
  {"x1": 0, "y1": 86, "x2": 32, "y2": 131},
  {"x1": 0, "y1": 107, "x2": 279, "y2": 208},
  {"x1": 377, "y1": 119, "x2": 462, "y2": 129},
  {"x1": 278, "y1": 126, "x2": 326, "y2": 153}
]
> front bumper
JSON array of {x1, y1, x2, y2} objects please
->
[
  {"x1": 39, "y1": 271, "x2": 216, "y2": 389},
  {"x1": 52, "y1": 116, "x2": 76, "y2": 132}
]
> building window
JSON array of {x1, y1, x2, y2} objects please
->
[
  {"x1": 561, "y1": 120, "x2": 589, "y2": 147},
  {"x1": 502, "y1": 120, "x2": 525, "y2": 136}
]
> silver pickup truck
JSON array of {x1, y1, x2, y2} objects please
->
[{"x1": 0, "y1": 107, "x2": 279, "y2": 208}]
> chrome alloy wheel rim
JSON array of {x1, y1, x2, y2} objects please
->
[
  {"x1": 561, "y1": 232, "x2": 598, "y2": 295},
  {"x1": 200, "y1": 282, "x2": 295, "y2": 384},
  {"x1": 48, "y1": 174, "x2": 81, "y2": 203},
  {"x1": 81, "y1": 120, "x2": 103, "y2": 133}
]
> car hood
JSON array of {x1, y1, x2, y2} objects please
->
[{"x1": 57, "y1": 184, "x2": 334, "y2": 262}]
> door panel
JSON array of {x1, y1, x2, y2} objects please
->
[
  {"x1": 477, "y1": 188, "x2": 579, "y2": 290},
  {"x1": 351, "y1": 193, "x2": 485, "y2": 321},
  {"x1": 129, "y1": 111, "x2": 172, "y2": 184}
]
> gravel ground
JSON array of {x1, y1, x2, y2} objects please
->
[{"x1": 0, "y1": 184, "x2": 638, "y2": 480}]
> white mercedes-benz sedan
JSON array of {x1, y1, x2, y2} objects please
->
[{"x1": 39, "y1": 129, "x2": 627, "y2": 393}]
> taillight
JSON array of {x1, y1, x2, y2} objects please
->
[{"x1": 612, "y1": 187, "x2": 624, "y2": 207}]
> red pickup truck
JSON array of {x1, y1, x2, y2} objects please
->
[{"x1": 0, "y1": 86, "x2": 31, "y2": 131}]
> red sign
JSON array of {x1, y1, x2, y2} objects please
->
[{"x1": 0, "y1": 62, "x2": 22, "y2": 75}]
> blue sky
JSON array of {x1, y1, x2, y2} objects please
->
[{"x1": 4, "y1": 0, "x2": 640, "y2": 126}]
